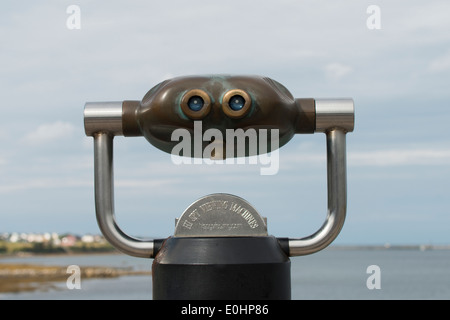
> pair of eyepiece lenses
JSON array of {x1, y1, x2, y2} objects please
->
[
  {"x1": 187, "y1": 95, "x2": 245, "y2": 112},
  {"x1": 182, "y1": 89, "x2": 250, "y2": 119}
]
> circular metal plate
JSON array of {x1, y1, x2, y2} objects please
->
[{"x1": 174, "y1": 193, "x2": 268, "y2": 237}]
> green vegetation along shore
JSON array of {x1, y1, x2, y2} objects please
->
[
  {"x1": 0, "y1": 263, "x2": 151, "y2": 293},
  {"x1": 0, "y1": 240, "x2": 152, "y2": 294},
  {"x1": 0, "y1": 240, "x2": 116, "y2": 256}
]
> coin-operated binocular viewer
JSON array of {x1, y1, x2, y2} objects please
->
[{"x1": 84, "y1": 75, "x2": 354, "y2": 299}]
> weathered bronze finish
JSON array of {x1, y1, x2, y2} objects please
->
[
  {"x1": 121, "y1": 75, "x2": 316, "y2": 157},
  {"x1": 122, "y1": 100, "x2": 141, "y2": 136}
]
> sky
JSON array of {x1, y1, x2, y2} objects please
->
[{"x1": 0, "y1": 0, "x2": 449, "y2": 245}]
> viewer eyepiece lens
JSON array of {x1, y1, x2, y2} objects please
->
[
  {"x1": 187, "y1": 96, "x2": 204, "y2": 111},
  {"x1": 228, "y1": 95, "x2": 246, "y2": 111}
]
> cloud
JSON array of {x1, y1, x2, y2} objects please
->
[
  {"x1": 348, "y1": 148, "x2": 450, "y2": 167},
  {"x1": 281, "y1": 147, "x2": 450, "y2": 167},
  {"x1": 0, "y1": 177, "x2": 91, "y2": 194},
  {"x1": 324, "y1": 63, "x2": 353, "y2": 80},
  {"x1": 0, "y1": 156, "x2": 7, "y2": 167},
  {"x1": 21, "y1": 121, "x2": 76, "y2": 145},
  {"x1": 428, "y1": 50, "x2": 450, "y2": 73}
]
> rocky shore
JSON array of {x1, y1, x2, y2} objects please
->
[{"x1": 0, "y1": 263, "x2": 151, "y2": 293}]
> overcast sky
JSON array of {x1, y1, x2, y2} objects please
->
[{"x1": 1, "y1": 1, "x2": 449, "y2": 245}]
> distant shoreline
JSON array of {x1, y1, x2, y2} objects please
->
[
  {"x1": 1, "y1": 243, "x2": 449, "y2": 260},
  {"x1": 328, "y1": 244, "x2": 450, "y2": 251},
  {"x1": 0, "y1": 262, "x2": 151, "y2": 293},
  {"x1": 0, "y1": 240, "x2": 118, "y2": 257},
  {"x1": 0, "y1": 250, "x2": 122, "y2": 259}
]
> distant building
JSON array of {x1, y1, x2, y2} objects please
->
[
  {"x1": 81, "y1": 234, "x2": 95, "y2": 243},
  {"x1": 51, "y1": 232, "x2": 61, "y2": 246},
  {"x1": 61, "y1": 235, "x2": 77, "y2": 247},
  {"x1": 2, "y1": 232, "x2": 106, "y2": 246},
  {"x1": 9, "y1": 232, "x2": 19, "y2": 243}
]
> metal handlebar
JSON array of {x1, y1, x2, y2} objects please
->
[
  {"x1": 288, "y1": 99, "x2": 352, "y2": 256},
  {"x1": 84, "y1": 76, "x2": 354, "y2": 258}
]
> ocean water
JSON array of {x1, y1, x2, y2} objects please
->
[{"x1": 1, "y1": 248, "x2": 449, "y2": 300}]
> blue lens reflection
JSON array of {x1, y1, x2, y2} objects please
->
[
  {"x1": 229, "y1": 95, "x2": 246, "y2": 111},
  {"x1": 187, "y1": 96, "x2": 204, "y2": 111}
]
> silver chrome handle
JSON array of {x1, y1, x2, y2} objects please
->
[
  {"x1": 287, "y1": 99, "x2": 353, "y2": 256},
  {"x1": 85, "y1": 102, "x2": 154, "y2": 258}
]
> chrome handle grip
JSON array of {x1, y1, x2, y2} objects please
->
[
  {"x1": 288, "y1": 99, "x2": 353, "y2": 256},
  {"x1": 93, "y1": 132, "x2": 154, "y2": 258},
  {"x1": 85, "y1": 102, "x2": 155, "y2": 258},
  {"x1": 288, "y1": 129, "x2": 348, "y2": 256},
  {"x1": 315, "y1": 98, "x2": 355, "y2": 133},
  {"x1": 84, "y1": 102, "x2": 124, "y2": 136}
]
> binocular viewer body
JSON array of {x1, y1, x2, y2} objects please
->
[
  {"x1": 85, "y1": 75, "x2": 353, "y2": 157},
  {"x1": 84, "y1": 75, "x2": 354, "y2": 299}
]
